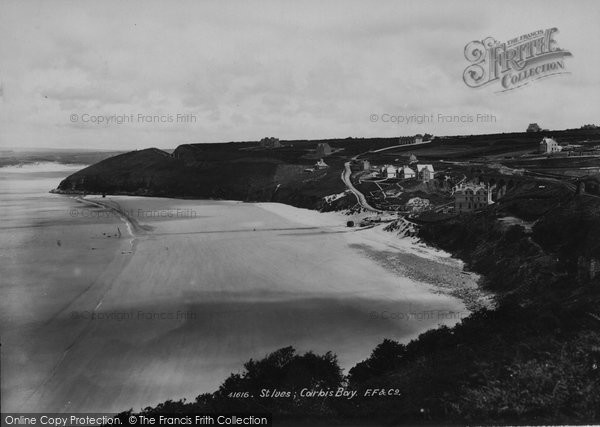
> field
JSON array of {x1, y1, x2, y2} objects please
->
[
  {"x1": 52, "y1": 127, "x2": 600, "y2": 218},
  {"x1": 351, "y1": 129, "x2": 600, "y2": 215}
]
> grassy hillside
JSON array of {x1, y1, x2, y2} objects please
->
[
  {"x1": 55, "y1": 129, "x2": 600, "y2": 210},
  {"x1": 55, "y1": 138, "x2": 420, "y2": 209},
  {"x1": 368, "y1": 129, "x2": 600, "y2": 163},
  {"x1": 55, "y1": 145, "x2": 349, "y2": 209}
]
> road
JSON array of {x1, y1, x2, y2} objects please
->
[
  {"x1": 368, "y1": 139, "x2": 432, "y2": 154},
  {"x1": 342, "y1": 161, "x2": 383, "y2": 213}
]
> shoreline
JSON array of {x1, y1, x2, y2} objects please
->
[
  {"x1": 1, "y1": 180, "x2": 138, "y2": 412},
  {"x1": 80, "y1": 193, "x2": 492, "y2": 316},
  {"x1": 74, "y1": 196, "x2": 153, "y2": 236},
  {"x1": 5, "y1": 187, "x2": 492, "y2": 413}
]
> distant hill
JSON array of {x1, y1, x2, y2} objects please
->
[{"x1": 55, "y1": 129, "x2": 600, "y2": 209}]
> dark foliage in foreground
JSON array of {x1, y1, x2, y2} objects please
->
[{"x1": 117, "y1": 298, "x2": 599, "y2": 424}]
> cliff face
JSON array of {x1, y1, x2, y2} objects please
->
[
  {"x1": 56, "y1": 143, "x2": 348, "y2": 209},
  {"x1": 57, "y1": 148, "x2": 177, "y2": 195}
]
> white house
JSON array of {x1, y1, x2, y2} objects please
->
[
  {"x1": 400, "y1": 166, "x2": 416, "y2": 179},
  {"x1": 539, "y1": 137, "x2": 562, "y2": 154}
]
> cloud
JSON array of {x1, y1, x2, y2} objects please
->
[{"x1": 0, "y1": 0, "x2": 599, "y2": 150}]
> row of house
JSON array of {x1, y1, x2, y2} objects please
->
[
  {"x1": 361, "y1": 153, "x2": 417, "y2": 172},
  {"x1": 381, "y1": 163, "x2": 435, "y2": 182},
  {"x1": 399, "y1": 134, "x2": 423, "y2": 145}
]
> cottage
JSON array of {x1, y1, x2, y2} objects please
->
[
  {"x1": 316, "y1": 143, "x2": 332, "y2": 157},
  {"x1": 399, "y1": 166, "x2": 416, "y2": 179},
  {"x1": 362, "y1": 160, "x2": 371, "y2": 171},
  {"x1": 539, "y1": 137, "x2": 562, "y2": 154},
  {"x1": 315, "y1": 159, "x2": 329, "y2": 169},
  {"x1": 416, "y1": 164, "x2": 435, "y2": 182},
  {"x1": 260, "y1": 137, "x2": 281, "y2": 148},
  {"x1": 454, "y1": 183, "x2": 492, "y2": 213}
]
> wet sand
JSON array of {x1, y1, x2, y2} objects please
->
[{"x1": 2, "y1": 191, "x2": 477, "y2": 413}]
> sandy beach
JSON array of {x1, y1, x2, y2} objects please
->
[{"x1": 2, "y1": 176, "x2": 480, "y2": 413}]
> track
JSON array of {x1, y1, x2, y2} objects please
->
[{"x1": 342, "y1": 161, "x2": 383, "y2": 213}]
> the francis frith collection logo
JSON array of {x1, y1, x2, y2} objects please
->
[{"x1": 463, "y1": 27, "x2": 572, "y2": 92}]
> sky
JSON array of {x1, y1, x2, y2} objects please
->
[{"x1": 0, "y1": 0, "x2": 599, "y2": 150}]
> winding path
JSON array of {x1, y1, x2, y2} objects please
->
[
  {"x1": 341, "y1": 161, "x2": 383, "y2": 213},
  {"x1": 368, "y1": 139, "x2": 432, "y2": 154}
]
